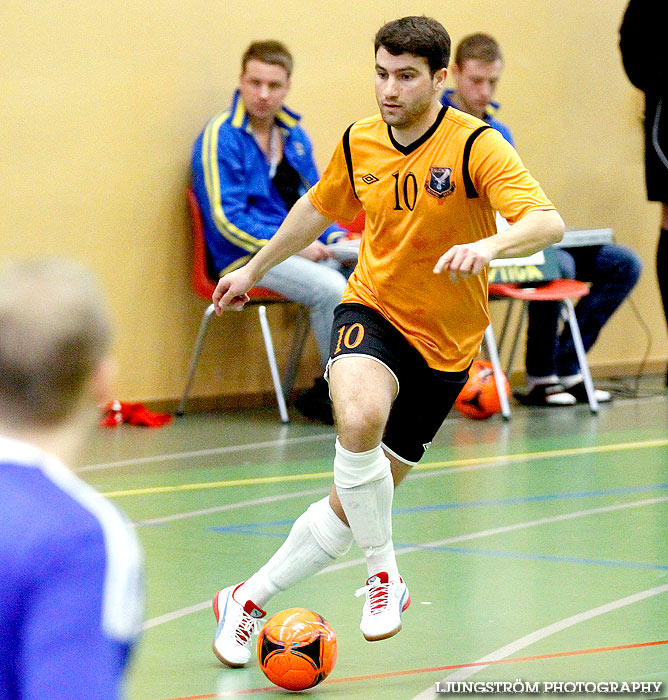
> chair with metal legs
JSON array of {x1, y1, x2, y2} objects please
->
[
  {"x1": 481, "y1": 324, "x2": 512, "y2": 420},
  {"x1": 488, "y1": 279, "x2": 599, "y2": 414},
  {"x1": 176, "y1": 188, "x2": 310, "y2": 422}
]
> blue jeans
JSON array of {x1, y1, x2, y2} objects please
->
[
  {"x1": 259, "y1": 256, "x2": 350, "y2": 369},
  {"x1": 525, "y1": 244, "x2": 642, "y2": 378}
]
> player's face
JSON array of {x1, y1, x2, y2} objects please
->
[
  {"x1": 451, "y1": 58, "x2": 503, "y2": 119},
  {"x1": 375, "y1": 47, "x2": 446, "y2": 130},
  {"x1": 239, "y1": 59, "x2": 290, "y2": 125}
]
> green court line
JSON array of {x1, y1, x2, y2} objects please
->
[{"x1": 102, "y1": 437, "x2": 668, "y2": 498}]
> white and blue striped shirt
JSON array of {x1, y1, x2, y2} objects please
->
[{"x1": 0, "y1": 436, "x2": 144, "y2": 700}]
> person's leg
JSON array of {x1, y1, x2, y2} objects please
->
[
  {"x1": 234, "y1": 356, "x2": 398, "y2": 607},
  {"x1": 645, "y1": 95, "x2": 668, "y2": 384},
  {"x1": 519, "y1": 250, "x2": 577, "y2": 405},
  {"x1": 214, "y1": 355, "x2": 398, "y2": 664},
  {"x1": 657, "y1": 204, "x2": 668, "y2": 385},
  {"x1": 212, "y1": 491, "x2": 355, "y2": 667},
  {"x1": 323, "y1": 303, "x2": 436, "y2": 642},
  {"x1": 213, "y1": 305, "x2": 399, "y2": 664},
  {"x1": 329, "y1": 356, "x2": 399, "y2": 583},
  {"x1": 238, "y1": 445, "x2": 413, "y2": 616},
  {"x1": 213, "y1": 302, "x2": 464, "y2": 660},
  {"x1": 328, "y1": 338, "x2": 468, "y2": 642},
  {"x1": 659, "y1": 204, "x2": 668, "y2": 323},
  {"x1": 656, "y1": 202, "x2": 668, "y2": 387},
  {"x1": 555, "y1": 245, "x2": 641, "y2": 398}
]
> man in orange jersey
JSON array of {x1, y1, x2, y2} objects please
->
[{"x1": 209, "y1": 16, "x2": 564, "y2": 667}]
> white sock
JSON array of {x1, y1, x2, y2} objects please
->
[
  {"x1": 333, "y1": 439, "x2": 399, "y2": 581},
  {"x1": 560, "y1": 373, "x2": 583, "y2": 389},
  {"x1": 237, "y1": 497, "x2": 352, "y2": 607},
  {"x1": 560, "y1": 374, "x2": 611, "y2": 401},
  {"x1": 526, "y1": 374, "x2": 559, "y2": 390}
]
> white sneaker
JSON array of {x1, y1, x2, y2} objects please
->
[
  {"x1": 355, "y1": 571, "x2": 410, "y2": 641},
  {"x1": 212, "y1": 583, "x2": 266, "y2": 667}
]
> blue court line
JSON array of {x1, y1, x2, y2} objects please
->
[
  {"x1": 393, "y1": 542, "x2": 668, "y2": 572},
  {"x1": 393, "y1": 482, "x2": 668, "y2": 515},
  {"x1": 206, "y1": 484, "x2": 668, "y2": 573},
  {"x1": 207, "y1": 482, "x2": 668, "y2": 537},
  {"x1": 208, "y1": 518, "x2": 294, "y2": 537},
  {"x1": 206, "y1": 528, "x2": 668, "y2": 572}
]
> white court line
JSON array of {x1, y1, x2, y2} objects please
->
[
  {"x1": 81, "y1": 392, "x2": 666, "y2": 474},
  {"x1": 75, "y1": 433, "x2": 335, "y2": 472},
  {"x1": 143, "y1": 601, "x2": 212, "y2": 630},
  {"x1": 132, "y1": 486, "x2": 328, "y2": 527},
  {"x1": 130, "y1": 463, "x2": 495, "y2": 527},
  {"x1": 141, "y1": 495, "x2": 668, "y2": 631},
  {"x1": 318, "y1": 496, "x2": 668, "y2": 575},
  {"x1": 410, "y1": 584, "x2": 668, "y2": 700}
]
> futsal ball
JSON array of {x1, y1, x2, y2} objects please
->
[
  {"x1": 454, "y1": 360, "x2": 509, "y2": 420},
  {"x1": 257, "y1": 608, "x2": 337, "y2": 691}
]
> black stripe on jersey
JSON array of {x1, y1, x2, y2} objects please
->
[
  {"x1": 463, "y1": 125, "x2": 492, "y2": 198},
  {"x1": 342, "y1": 124, "x2": 359, "y2": 200},
  {"x1": 387, "y1": 105, "x2": 448, "y2": 156}
]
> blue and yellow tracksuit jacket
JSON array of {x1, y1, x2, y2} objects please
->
[
  {"x1": 191, "y1": 91, "x2": 344, "y2": 275},
  {"x1": 440, "y1": 89, "x2": 515, "y2": 147}
]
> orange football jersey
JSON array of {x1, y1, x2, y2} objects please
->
[{"x1": 309, "y1": 105, "x2": 555, "y2": 371}]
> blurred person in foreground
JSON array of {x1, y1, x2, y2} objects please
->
[{"x1": 0, "y1": 258, "x2": 144, "y2": 700}]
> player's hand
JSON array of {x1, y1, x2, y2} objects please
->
[
  {"x1": 212, "y1": 268, "x2": 256, "y2": 315},
  {"x1": 297, "y1": 241, "x2": 335, "y2": 262},
  {"x1": 433, "y1": 241, "x2": 494, "y2": 283}
]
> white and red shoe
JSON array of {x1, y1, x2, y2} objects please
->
[
  {"x1": 212, "y1": 583, "x2": 266, "y2": 667},
  {"x1": 355, "y1": 571, "x2": 410, "y2": 641}
]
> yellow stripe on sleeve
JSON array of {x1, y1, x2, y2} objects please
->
[{"x1": 201, "y1": 114, "x2": 266, "y2": 253}]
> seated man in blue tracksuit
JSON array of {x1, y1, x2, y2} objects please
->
[
  {"x1": 443, "y1": 32, "x2": 641, "y2": 406},
  {"x1": 191, "y1": 40, "x2": 350, "y2": 424}
]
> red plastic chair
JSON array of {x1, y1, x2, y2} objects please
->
[
  {"x1": 177, "y1": 188, "x2": 310, "y2": 421},
  {"x1": 487, "y1": 279, "x2": 598, "y2": 414}
]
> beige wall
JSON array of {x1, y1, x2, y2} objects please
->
[{"x1": 1, "y1": 0, "x2": 664, "y2": 405}]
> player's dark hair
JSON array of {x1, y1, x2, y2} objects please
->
[
  {"x1": 374, "y1": 16, "x2": 451, "y2": 73},
  {"x1": 454, "y1": 33, "x2": 503, "y2": 67},
  {"x1": 242, "y1": 40, "x2": 293, "y2": 77}
]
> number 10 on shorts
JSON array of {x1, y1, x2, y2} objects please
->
[{"x1": 334, "y1": 323, "x2": 365, "y2": 354}]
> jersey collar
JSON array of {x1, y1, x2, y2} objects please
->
[{"x1": 387, "y1": 105, "x2": 448, "y2": 155}]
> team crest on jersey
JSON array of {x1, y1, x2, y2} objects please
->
[{"x1": 425, "y1": 167, "x2": 455, "y2": 198}]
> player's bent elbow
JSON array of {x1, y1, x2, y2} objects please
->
[{"x1": 544, "y1": 210, "x2": 566, "y2": 246}]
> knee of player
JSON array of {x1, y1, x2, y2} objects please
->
[
  {"x1": 334, "y1": 401, "x2": 387, "y2": 449},
  {"x1": 316, "y1": 269, "x2": 347, "y2": 302},
  {"x1": 622, "y1": 249, "x2": 643, "y2": 286},
  {"x1": 325, "y1": 281, "x2": 347, "y2": 308}
]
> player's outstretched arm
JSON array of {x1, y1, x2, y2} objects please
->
[
  {"x1": 212, "y1": 194, "x2": 334, "y2": 315},
  {"x1": 433, "y1": 209, "x2": 564, "y2": 283}
]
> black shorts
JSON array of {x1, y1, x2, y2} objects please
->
[{"x1": 327, "y1": 303, "x2": 469, "y2": 465}]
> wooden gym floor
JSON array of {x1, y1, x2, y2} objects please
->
[{"x1": 77, "y1": 375, "x2": 668, "y2": 700}]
